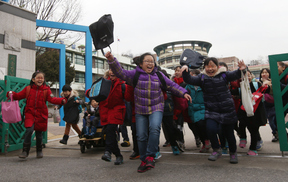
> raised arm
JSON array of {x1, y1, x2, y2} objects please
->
[
  {"x1": 105, "y1": 52, "x2": 136, "y2": 86},
  {"x1": 180, "y1": 65, "x2": 202, "y2": 86}
]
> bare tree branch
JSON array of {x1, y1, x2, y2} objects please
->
[{"x1": 10, "y1": 0, "x2": 82, "y2": 45}]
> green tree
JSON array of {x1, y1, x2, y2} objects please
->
[{"x1": 36, "y1": 49, "x2": 75, "y2": 86}]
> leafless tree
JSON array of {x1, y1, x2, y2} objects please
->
[{"x1": 10, "y1": 0, "x2": 83, "y2": 49}]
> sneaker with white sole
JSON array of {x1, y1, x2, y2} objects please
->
[
  {"x1": 256, "y1": 140, "x2": 263, "y2": 151},
  {"x1": 229, "y1": 152, "x2": 238, "y2": 164},
  {"x1": 208, "y1": 149, "x2": 222, "y2": 161},
  {"x1": 155, "y1": 152, "x2": 162, "y2": 160},
  {"x1": 247, "y1": 150, "x2": 258, "y2": 156},
  {"x1": 239, "y1": 139, "x2": 247, "y2": 148}
]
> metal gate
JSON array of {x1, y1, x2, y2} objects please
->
[
  {"x1": 0, "y1": 75, "x2": 47, "y2": 153},
  {"x1": 269, "y1": 53, "x2": 288, "y2": 156}
]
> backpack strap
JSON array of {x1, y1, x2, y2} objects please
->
[
  {"x1": 101, "y1": 45, "x2": 112, "y2": 57},
  {"x1": 26, "y1": 85, "x2": 31, "y2": 99},
  {"x1": 26, "y1": 85, "x2": 48, "y2": 101},
  {"x1": 156, "y1": 71, "x2": 167, "y2": 90},
  {"x1": 133, "y1": 70, "x2": 167, "y2": 89},
  {"x1": 133, "y1": 71, "x2": 141, "y2": 88},
  {"x1": 121, "y1": 83, "x2": 126, "y2": 99},
  {"x1": 221, "y1": 73, "x2": 227, "y2": 83}
]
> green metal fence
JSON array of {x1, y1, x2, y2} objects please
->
[
  {"x1": 269, "y1": 53, "x2": 288, "y2": 155},
  {"x1": 0, "y1": 75, "x2": 47, "y2": 153}
]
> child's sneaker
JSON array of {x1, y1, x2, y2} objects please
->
[
  {"x1": 176, "y1": 140, "x2": 185, "y2": 152},
  {"x1": 222, "y1": 147, "x2": 228, "y2": 154},
  {"x1": 247, "y1": 150, "x2": 258, "y2": 156},
  {"x1": 208, "y1": 149, "x2": 222, "y2": 161},
  {"x1": 145, "y1": 156, "x2": 155, "y2": 168},
  {"x1": 229, "y1": 152, "x2": 238, "y2": 164},
  {"x1": 205, "y1": 140, "x2": 211, "y2": 150},
  {"x1": 137, "y1": 161, "x2": 149, "y2": 173},
  {"x1": 163, "y1": 141, "x2": 170, "y2": 147},
  {"x1": 239, "y1": 139, "x2": 247, "y2": 148},
  {"x1": 199, "y1": 145, "x2": 209, "y2": 153},
  {"x1": 129, "y1": 152, "x2": 140, "y2": 160},
  {"x1": 256, "y1": 140, "x2": 263, "y2": 151},
  {"x1": 195, "y1": 137, "x2": 201, "y2": 148},
  {"x1": 114, "y1": 155, "x2": 123, "y2": 165},
  {"x1": 171, "y1": 146, "x2": 180, "y2": 155},
  {"x1": 155, "y1": 152, "x2": 162, "y2": 159},
  {"x1": 101, "y1": 151, "x2": 111, "y2": 162},
  {"x1": 120, "y1": 141, "x2": 130, "y2": 147}
]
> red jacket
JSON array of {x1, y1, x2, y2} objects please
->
[
  {"x1": 99, "y1": 78, "x2": 133, "y2": 125},
  {"x1": 7, "y1": 84, "x2": 65, "y2": 131}
]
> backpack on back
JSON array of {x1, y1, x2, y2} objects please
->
[
  {"x1": 89, "y1": 77, "x2": 112, "y2": 102},
  {"x1": 89, "y1": 14, "x2": 114, "y2": 56},
  {"x1": 180, "y1": 49, "x2": 205, "y2": 69},
  {"x1": 74, "y1": 97, "x2": 83, "y2": 113}
]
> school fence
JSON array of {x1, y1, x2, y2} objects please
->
[
  {"x1": 0, "y1": 75, "x2": 47, "y2": 153},
  {"x1": 269, "y1": 53, "x2": 288, "y2": 156}
]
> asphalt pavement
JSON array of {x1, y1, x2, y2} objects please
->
[{"x1": 1, "y1": 114, "x2": 288, "y2": 182}]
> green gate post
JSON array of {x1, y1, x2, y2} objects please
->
[
  {"x1": 269, "y1": 53, "x2": 288, "y2": 156},
  {"x1": 0, "y1": 76, "x2": 48, "y2": 153}
]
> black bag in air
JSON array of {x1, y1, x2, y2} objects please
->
[
  {"x1": 180, "y1": 49, "x2": 205, "y2": 69},
  {"x1": 89, "y1": 14, "x2": 114, "y2": 56}
]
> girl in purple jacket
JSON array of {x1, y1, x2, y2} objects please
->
[{"x1": 105, "y1": 52, "x2": 191, "y2": 173}]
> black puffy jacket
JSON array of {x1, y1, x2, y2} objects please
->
[{"x1": 182, "y1": 68, "x2": 242, "y2": 124}]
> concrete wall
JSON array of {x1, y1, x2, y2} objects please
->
[{"x1": 0, "y1": 2, "x2": 36, "y2": 80}]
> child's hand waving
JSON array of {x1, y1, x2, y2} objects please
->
[{"x1": 238, "y1": 60, "x2": 247, "y2": 70}]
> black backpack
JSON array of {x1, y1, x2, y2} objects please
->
[
  {"x1": 180, "y1": 49, "x2": 205, "y2": 69},
  {"x1": 163, "y1": 91, "x2": 174, "y2": 116},
  {"x1": 121, "y1": 84, "x2": 132, "y2": 126},
  {"x1": 89, "y1": 14, "x2": 114, "y2": 56},
  {"x1": 89, "y1": 77, "x2": 112, "y2": 102}
]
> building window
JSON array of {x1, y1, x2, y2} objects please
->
[
  {"x1": 166, "y1": 60, "x2": 172, "y2": 64},
  {"x1": 129, "y1": 66, "x2": 136, "y2": 70},
  {"x1": 75, "y1": 72, "x2": 85, "y2": 83},
  {"x1": 95, "y1": 59, "x2": 104, "y2": 69},
  {"x1": 94, "y1": 74, "x2": 101, "y2": 81},
  {"x1": 75, "y1": 54, "x2": 85, "y2": 65},
  {"x1": 122, "y1": 64, "x2": 128, "y2": 70},
  {"x1": 66, "y1": 52, "x2": 73, "y2": 63}
]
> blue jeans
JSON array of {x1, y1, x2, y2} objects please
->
[
  {"x1": 265, "y1": 106, "x2": 277, "y2": 135},
  {"x1": 206, "y1": 119, "x2": 237, "y2": 153},
  {"x1": 135, "y1": 111, "x2": 163, "y2": 161}
]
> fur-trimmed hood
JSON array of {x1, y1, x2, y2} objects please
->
[
  {"x1": 202, "y1": 66, "x2": 227, "y2": 77},
  {"x1": 60, "y1": 90, "x2": 79, "y2": 100}
]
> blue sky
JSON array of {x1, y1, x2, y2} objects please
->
[{"x1": 77, "y1": 0, "x2": 288, "y2": 63}]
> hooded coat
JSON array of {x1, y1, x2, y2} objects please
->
[
  {"x1": 7, "y1": 84, "x2": 65, "y2": 131},
  {"x1": 182, "y1": 67, "x2": 242, "y2": 124},
  {"x1": 99, "y1": 77, "x2": 132, "y2": 125},
  {"x1": 59, "y1": 90, "x2": 84, "y2": 124}
]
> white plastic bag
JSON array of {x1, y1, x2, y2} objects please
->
[
  {"x1": 53, "y1": 108, "x2": 61, "y2": 123},
  {"x1": 240, "y1": 70, "x2": 255, "y2": 117}
]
